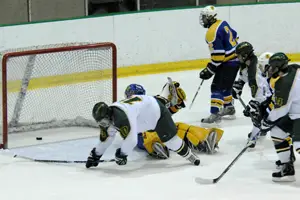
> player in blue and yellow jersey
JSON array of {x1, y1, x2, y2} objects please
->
[{"x1": 199, "y1": 5, "x2": 240, "y2": 124}]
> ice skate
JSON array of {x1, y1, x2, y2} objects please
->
[
  {"x1": 201, "y1": 113, "x2": 221, "y2": 125},
  {"x1": 219, "y1": 106, "x2": 236, "y2": 119},
  {"x1": 272, "y1": 162, "x2": 295, "y2": 182},
  {"x1": 247, "y1": 132, "x2": 258, "y2": 148},
  {"x1": 186, "y1": 152, "x2": 200, "y2": 166}
]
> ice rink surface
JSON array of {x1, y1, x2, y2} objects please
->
[{"x1": 1, "y1": 70, "x2": 300, "y2": 200}]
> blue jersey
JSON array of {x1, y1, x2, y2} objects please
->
[{"x1": 205, "y1": 20, "x2": 239, "y2": 67}]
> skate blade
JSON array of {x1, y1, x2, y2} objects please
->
[
  {"x1": 272, "y1": 175, "x2": 296, "y2": 182},
  {"x1": 201, "y1": 123, "x2": 221, "y2": 129},
  {"x1": 221, "y1": 115, "x2": 236, "y2": 120}
]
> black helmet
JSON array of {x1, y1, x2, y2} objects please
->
[
  {"x1": 235, "y1": 41, "x2": 254, "y2": 63},
  {"x1": 268, "y1": 52, "x2": 290, "y2": 78},
  {"x1": 92, "y1": 102, "x2": 112, "y2": 127}
]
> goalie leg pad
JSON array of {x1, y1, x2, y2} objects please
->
[
  {"x1": 205, "y1": 130, "x2": 218, "y2": 154},
  {"x1": 142, "y1": 131, "x2": 163, "y2": 154},
  {"x1": 176, "y1": 122, "x2": 209, "y2": 146}
]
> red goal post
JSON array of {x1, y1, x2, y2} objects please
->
[{"x1": 0, "y1": 42, "x2": 117, "y2": 149}]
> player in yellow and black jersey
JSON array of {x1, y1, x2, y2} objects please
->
[
  {"x1": 199, "y1": 5, "x2": 240, "y2": 124},
  {"x1": 253, "y1": 53, "x2": 300, "y2": 182}
]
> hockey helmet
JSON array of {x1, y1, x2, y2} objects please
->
[
  {"x1": 268, "y1": 52, "x2": 290, "y2": 78},
  {"x1": 258, "y1": 52, "x2": 273, "y2": 77},
  {"x1": 235, "y1": 41, "x2": 254, "y2": 63},
  {"x1": 124, "y1": 84, "x2": 146, "y2": 99},
  {"x1": 200, "y1": 5, "x2": 217, "y2": 28},
  {"x1": 92, "y1": 102, "x2": 113, "y2": 128}
]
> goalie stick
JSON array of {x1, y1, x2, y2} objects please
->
[
  {"x1": 167, "y1": 77, "x2": 178, "y2": 106},
  {"x1": 13, "y1": 154, "x2": 115, "y2": 164}
]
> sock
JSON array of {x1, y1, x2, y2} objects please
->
[
  {"x1": 222, "y1": 90, "x2": 233, "y2": 108},
  {"x1": 210, "y1": 92, "x2": 223, "y2": 114}
]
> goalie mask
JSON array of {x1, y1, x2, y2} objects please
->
[
  {"x1": 92, "y1": 102, "x2": 113, "y2": 128},
  {"x1": 200, "y1": 5, "x2": 217, "y2": 28},
  {"x1": 124, "y1": 84, "x2": 146, "y2": 99}
]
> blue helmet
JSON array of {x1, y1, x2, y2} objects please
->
[{"x1": 125, "y1": 84, "x2": 146, "y2": 98}]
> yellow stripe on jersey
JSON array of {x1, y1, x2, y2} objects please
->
[
  {"x1": 224, "y1": 53, "x2": 237, "y2": 62},
  {"x1": 206, "y1": 20, "x2": 223, "y2": 43},
  {"x1": 270, "y1": 76, "x2": 280, "y2": 90},
  {"x1": 211, "y1": 54, "x2": 225, "y2": 62}
]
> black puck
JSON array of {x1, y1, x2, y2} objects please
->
[{"x1": 36, "y1": 137, "x2": 42, "y2": 140}]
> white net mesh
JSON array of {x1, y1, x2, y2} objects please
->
[{"x1": 0, "y1": 42, "x2": 116, "y2": 148}]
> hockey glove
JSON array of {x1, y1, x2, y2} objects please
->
[
  {"x1": 232, "y1": 79, "x2": 245, "y2": 99},
  {"x1": 86, "y1": 148, "x2": 102, "y2": 168},
  {"x1": 244, "y1": 100, "x2": 262, "y2": 127},
  {"x1": 199, "y1": 63, "x2": 216, "y2": 80},
  {"x1": 243, "y1": 105, "x2": 251, "y2": 117},
  {"x1": 115, "y1": 148, "x2": 128, "y2": 165}
]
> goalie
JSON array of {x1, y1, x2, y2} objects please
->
[{"x1": 124, "y1": 82, "x2": 224, "y2": 159}]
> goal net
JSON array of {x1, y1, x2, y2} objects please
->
[{"x1": 0, "y1": 42, "x2": 117, "y2": 149}]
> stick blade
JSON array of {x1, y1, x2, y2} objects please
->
[{"x1": 195, "y1": 177, "x2": 215, "y2": 185}]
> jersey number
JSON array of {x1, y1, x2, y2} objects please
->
[
  {"x1": 122, "y1": 96, "x2": 142, "y2": 105},
  {"x1": 224, "y1": 26, "x2": 237, "y2": 47}
]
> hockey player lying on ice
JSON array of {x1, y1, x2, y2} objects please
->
[
  {"x1": 124, "y1": 81, "x2": 224, "y2": 160},
  {"x1": 85, "y1": 83, "x2": 201, "y2": 168}
]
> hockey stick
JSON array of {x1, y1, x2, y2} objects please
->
[
  {"x1": 237, "y1": 95, "x2": 247, "y2": 109},
  {"x1": 195, "y1": 141, "x2": 253, "y2": 184},
  {"x1": 189, "y1": 79, "x2": 205, "y2": 109},
  {"x1": 13, "y1": 154, "x2": 115, "y2": 164}
]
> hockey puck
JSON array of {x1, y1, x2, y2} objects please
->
[{"x1": 36, "y1": 137, "x2": 43, "y2": 140}]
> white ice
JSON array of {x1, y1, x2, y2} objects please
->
[{"x1": 1, "y1": 70, "x2": 300, "y2": 200}]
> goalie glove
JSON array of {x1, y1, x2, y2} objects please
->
[{"x1": 199, "y1": 63, "x2": 216, "y2": 80}]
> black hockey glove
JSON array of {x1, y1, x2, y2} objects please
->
[
  {"x1": 86, "y1": 148, "x2": 102, "y2": 168},
  {"x1": 243, "y1": 105, "x2": 251, "y2": 117},
  {"x1": 115, "y1": 148, "x2": 128, "y2": 165},
  {"x1": 232, "y1": 79, "x2": 245, "y2": 99},
  {"x1": 244, "y1": 100, "x2": 262, "y2": 127},
  {"x1": 199, "y1": 63, "x2": 216, "y2": 80},
  {"x1": 243, "y1": 100, "x2": 260, "y2": 117}
]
